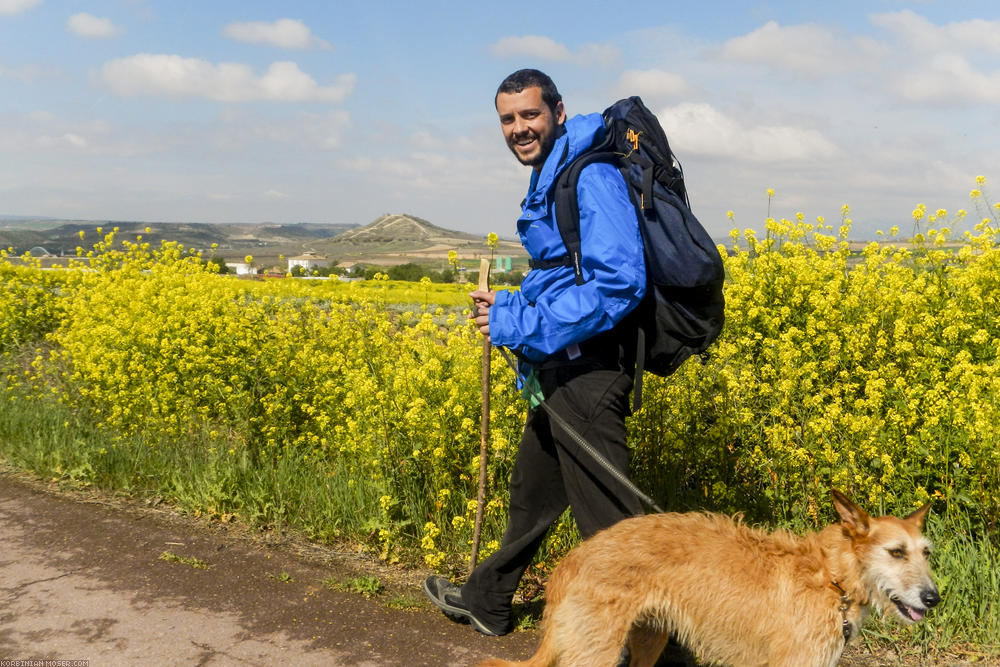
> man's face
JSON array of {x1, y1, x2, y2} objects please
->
[{"x1": 496, "y1": 86, "x2": 565, "y2": 170}]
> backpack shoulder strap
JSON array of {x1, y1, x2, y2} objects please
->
[{"x1": 552, "y1": 150, "x2": 621, "y2": 286}]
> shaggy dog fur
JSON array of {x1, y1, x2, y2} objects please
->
[{"x1": 479, "y1": 490, "x2": 939, "y2": 667}]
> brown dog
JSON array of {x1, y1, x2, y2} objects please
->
[{"x1": 479, "y1": 490, "x2": 938, "y2": 667}]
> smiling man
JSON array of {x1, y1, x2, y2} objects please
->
[
  {"x1": 497, "y1": 78, "x2": 565, "y2": 168},
  {"x1": 423, "y1": 69, "x2": 649, "y2": 638}
]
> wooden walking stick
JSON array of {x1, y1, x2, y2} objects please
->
[{"x1": 470, "y1": 257, "x2": 491, "y2": 573}]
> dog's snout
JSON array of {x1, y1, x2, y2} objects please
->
[{"x1": 921, "y1": 588, "x2": 941, "y2": 608}]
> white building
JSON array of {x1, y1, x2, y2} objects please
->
[
  {"x1": 226, "y1": 262, "x2": 255, "y2": 276},
  {"x1": 287, "y1": 251, "x2": 328, "y2": 273}
]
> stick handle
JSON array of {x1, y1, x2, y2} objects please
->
[{"x1": 470, "y1": 258, "x2": 491, "y2": 573}]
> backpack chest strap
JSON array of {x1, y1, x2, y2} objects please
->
[{"x1": 528, "y1": 255, "x2": 574, "y2": 271}]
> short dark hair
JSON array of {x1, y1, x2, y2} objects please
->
[{"x1": 495, "y1": 69, "x2": 562, "y2": 112}]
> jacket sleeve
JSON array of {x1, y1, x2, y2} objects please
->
[{"x1": 489, "y1": 163, "x2": 646, "y2": 362}]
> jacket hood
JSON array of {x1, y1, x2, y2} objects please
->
[{"x1": 526, "y1": 112, "x2": 605, "y2": 203}]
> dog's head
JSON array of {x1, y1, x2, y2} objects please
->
[{"x1": 831, "y1": 489, "x2": 940, "y2": 624}]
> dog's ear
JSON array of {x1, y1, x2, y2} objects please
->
[
  {"x1": 904, "y1": 501, "x2": 931, "y2": 528},
  {"x1": 831, "y1": 489, "x2": 870, "y2": 537}
]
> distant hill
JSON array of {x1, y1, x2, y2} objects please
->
[
  {"x1": 313, "y1": 213, "x2": 525, "y2": 265},
  {"x1": 0, "y1": 214, "x2": 527, "y2": 267},
  {"x1": 0, "y1": 220, "x2": 356, "y2": 257},
  {"x1": 333, "y1": 213, "x2": 478, "y2": 245},
  {"x1": 0, "y1": 215, "x2": 65, "y2": 230}
]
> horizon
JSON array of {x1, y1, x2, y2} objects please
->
[{"x1": 2, "y1": 1, "x2": 999, "y2": 241}]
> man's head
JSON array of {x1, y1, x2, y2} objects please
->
[{"x1": 495, "y1": 69, "x2": 566, "y2": 170}]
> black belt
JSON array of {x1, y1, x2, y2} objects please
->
[{"x1": 540, "y1": 319, "x2": 638, "y2": 370}]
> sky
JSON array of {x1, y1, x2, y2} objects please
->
[{"x1": 2, "y1": 0, "x2": 999, "y2": 240}]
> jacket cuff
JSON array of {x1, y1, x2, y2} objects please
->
[{"x1": 488, "y1": 289, "x2": 515, "y2": 348}]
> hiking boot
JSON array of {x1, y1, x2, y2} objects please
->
[{"x1": 422, "y1": 575, "x2": 504, "y2": 636}]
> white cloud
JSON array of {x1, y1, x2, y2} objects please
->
[
  {"x1": 411, "y1": 130, "x2": 443, "y2": 150},
  {"x1": 36, "y1": 132, "x2": 87, "y2": 149},
  {"x1": 67, "y1": 12, "x2": 121, "y2": 38},
  {"x1": 717, "y1": 20, "x2": 879, "y2": 78},
  {"x1": 614, "y1": 69, "x2": 689, "y2": 101},
  {"x1": 298, "y1": 109, "x2": 351, "y2": 149},
  {"x1": 870, "y1": 10, "x2": 1000, "y2": 54},
  {"x1": 657, "y1": 103, "x2": 839, "y2": 162},
  {"x1": 489, "y1": 35, "x2": 620, "y2": 66},
  {"x1": 0, "y1": 62, "x2": 59, "y2": 80},
  {"x1": 99, "y1": 54, "x2": 356, "y2": 103},
  {"x1": 0, "y1": 0, "x2": 41, "y2": 15},
  {"x1": 1, "y1": 112, "x2": 164, "y2": 158},
  {"x1": 222, "y1": 18, "x2": 330, "y2": 50},
  {"x1": 890, "y1": 52, "x2": 1000, "y2": 104},
  {"x1": 213, "y1": 108, "x2": 351, "y2": 151},
  {"x1": 866, "y1": 11, "x2": 1000, "y2": 106}
]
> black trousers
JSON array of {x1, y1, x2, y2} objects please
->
[{"x1": 460, "y1": 358, "x2": 644, "y2": 634}]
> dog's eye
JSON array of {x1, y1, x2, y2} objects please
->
[{"x1": 888, "y1": 547, "x2": 906, "y2": 559}]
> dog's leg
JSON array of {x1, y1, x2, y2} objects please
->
[
  {"x1": 544, "y1": 597, "x2": 634, "y2": 666},
  {"x1": 765, "y1": 639, "x2": 843, "y2": 667},
  {"x1": 625, "y1": 623, "x2": 670, "y2": 667}
]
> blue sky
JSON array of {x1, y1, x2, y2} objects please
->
[{"x1": 2, "y1": 1, "x2": 999, "y2": 239}]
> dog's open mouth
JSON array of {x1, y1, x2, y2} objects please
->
[{"x1": 891, "y1": 596, "x2": 927, "y2": 622}]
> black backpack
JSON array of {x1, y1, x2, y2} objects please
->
[{"x1": 532, "y1": 96, "x2": 725, "y2": 409}]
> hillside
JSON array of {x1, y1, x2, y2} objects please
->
[
  {"x1": 0, "y1": 221, "x2": 354, "y2": 256},
  {"x1": 330, "y1": 213, "x2": 478, "y2": 246},
  {"x1": 0, "y1": 214, "x2": 526, "y2": 268},
  {"x1": 313, "y1": 213, "x2": 525, "y2": 265}
]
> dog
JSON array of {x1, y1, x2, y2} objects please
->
[{"x1": 479, "y1": 489, "x2": 939, "y2": 667}]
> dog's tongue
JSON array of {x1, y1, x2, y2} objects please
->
[{"x1": 907, "y1": 606, "x2": 925, "y2": 621}]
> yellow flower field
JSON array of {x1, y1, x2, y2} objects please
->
[{"x1": 2, "y1": 180, "x2": 1000, "y2": 650}]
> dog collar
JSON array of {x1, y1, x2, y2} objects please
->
[{"x1": 830, "y1": 580, "x2": 853, "y2": 643}]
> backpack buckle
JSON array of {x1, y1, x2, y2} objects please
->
[{"x1": 626, "y1": 128, "x2": 642, "y2": 152}]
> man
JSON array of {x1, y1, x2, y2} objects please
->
[{"x1": 423, "y1": 69, "x2": 647, "y2": 637}]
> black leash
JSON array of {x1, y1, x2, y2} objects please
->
[{"x1": 496, "y1": 346, "x2": 664, "y2": 514}]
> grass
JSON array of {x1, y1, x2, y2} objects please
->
[
  {"x1": 385, "y1": 593, "x2": 423, "y2": 610},
  {"x1": 322, "y1": 575, "x2": 385, "y2": 598},
  {"x1": 0, "y1": 381, "x2": 390, "y2": 544},
  {"x1": 158, "y1": 551, "x2": 210, "y2": 569}
]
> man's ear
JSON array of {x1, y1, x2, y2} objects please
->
[
  {"x1": 554, "y1": 100, "x2": 566, "y2": 125},
  {"x1": 831, "y1": 489, "x2": 871, "y2": 538}
]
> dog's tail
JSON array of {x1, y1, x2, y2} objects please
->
[{"x1": 476, "y1": 631, "x2": 556, "y2": 667}]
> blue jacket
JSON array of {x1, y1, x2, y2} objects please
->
[{"x1": 490, "y1": 113, "x2": 647, "y2": 363}]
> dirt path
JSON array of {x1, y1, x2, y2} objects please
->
[
  {"x1": 0, "y1": 473, "x2": 538, "y2": 666},
  {"x1": 1, "y1": 471, "x2": 991, "y2": 667}
]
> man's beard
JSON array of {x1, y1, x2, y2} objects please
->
[{"x1": 508, "y1": 129, "x2": 557, "y2": 168}]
